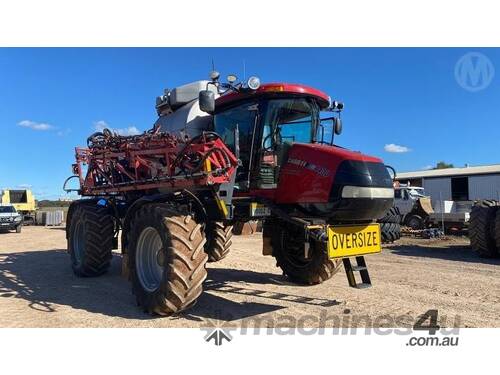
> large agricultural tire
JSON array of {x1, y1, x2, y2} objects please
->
[
  {"x1": 495, "y1": 210, "x2": 500, "y2": 254},
  {"x1": 469, "y1": 200, "x2": 498, "y2": 258},
  {"x1": 268, "y1": 221, "x2": 341, "y2": 285},
  {"x1": 378, "y1": 206, "x2": 402, "y2": 224},
  {"x1": 127, "y1": 203, "x2": 208, "y2": 315},
  {"x1": 67, "y1": 204, "x2": 114, "y2": 277},
  {"x1": 204, "y1": 221, "x2": 232, "y2": 262},
  {"x1": 380, "y1": 222, "x2": 401, "y2": 243}
]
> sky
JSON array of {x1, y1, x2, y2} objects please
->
[{"x1": 0, "y1": 47, "x2": 499, "y2": 200}]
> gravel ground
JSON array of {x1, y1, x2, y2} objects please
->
[{"x1": 0, "y1": 226, "x2": 499, "y2": 328}]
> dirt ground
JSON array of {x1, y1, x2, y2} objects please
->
[{"x1": 0, "y1": 226, "x2": 499, "y2": 328}]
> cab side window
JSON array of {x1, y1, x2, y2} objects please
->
[{"x1": 214, "y1": 102, "x2": 258, "y2": 185}]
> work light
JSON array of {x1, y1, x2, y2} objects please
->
[{"x1": 247, "y1": 76, "x2": 261, "y2": 90}]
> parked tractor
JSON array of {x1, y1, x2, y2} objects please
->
[{"x1": 64, "y1": 72, "x2": 394, "y2": 315}]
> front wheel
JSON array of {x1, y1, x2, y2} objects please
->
[
  {"x1": 15, "y1": 225, "x2": 22, "y2": 233},
  {"x1": 127, "y1": 204, "x2": 208, "y2": 315},
  {"x1": 268, "y1": 221, "x2": 341, "y2": 285}
]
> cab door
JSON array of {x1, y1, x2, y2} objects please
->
[
  {"x1": 213, "y1": 101, "x2": 259, "y2": 190},
  {"x1": 395, "y1": 188, "x2": 414, "y2": 216},
  {"x1": 254, "y1": 98, "x2": 318, "y2": 189}
]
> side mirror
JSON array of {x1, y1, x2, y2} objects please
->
[
  {"x1": 199, "y1": 90, "x2": 215, "y2": 113},
  {"x1": 334, "y1": 117, "x2": 342, "y2": 135}
]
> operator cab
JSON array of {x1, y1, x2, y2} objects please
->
[{"x1": 210, "y1": 81, "x2": 343, "y2": 191}]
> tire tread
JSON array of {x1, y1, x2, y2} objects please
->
[
  {"x1": 380, "y1": 222, "x2": 401, "y2": 243},
  {"x1": 128, "y1": 204, "x2": 208, "y2": 315},
  {"x1": 68, "y1": 203, "x2": 114, "y2": 277},
  {"x1": 204, "y1": 221, "x2": 233, "y2": 262},
  {"x1": 469, "y1": 200, "x2": 499, "y2": 258},
  {"x1": 378, "y1": 206, "x2": 402, "y2": 224}
]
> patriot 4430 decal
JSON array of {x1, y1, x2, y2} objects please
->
[{"x1": 286, "y1": 158, "x2": 331, "y2": 177}]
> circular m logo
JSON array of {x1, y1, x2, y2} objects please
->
[{"x1": 455, "y1": 52, "x2": 495, "y2": 92}]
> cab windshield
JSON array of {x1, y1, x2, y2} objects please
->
[
  {"x1": 213, "y1": 97, "x2": 319, "y2": 188},
  {"x1": 261, "y1": 98, "x2": 317, "y2": 148},
  {"x1": 213, "y1": 97, "x2": 318, "y2": 149}
]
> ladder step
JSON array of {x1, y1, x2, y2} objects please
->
[
  {"x1": 342, "y1": 256, "x2": 372, "y2": 288},
  {"x1": 351, "y1": 265, "x2": 367, "y2": 272},
  {"x1": 355, "y1": 283, "x2": 372, "y2": 289}
]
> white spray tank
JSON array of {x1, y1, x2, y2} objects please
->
[{"x1": 154, "y1": 80, "x2": 218, "y2": 139}]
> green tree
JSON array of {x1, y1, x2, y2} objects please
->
[{"x1": 434, "y1": 161, "x2": 454, "y2": 169}]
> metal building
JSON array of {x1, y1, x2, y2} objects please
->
[{"x1": 395, "y1": 164, "x2": 500, "y2": 203}]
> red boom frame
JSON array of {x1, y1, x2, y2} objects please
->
[{"x1": 72, "y1": 131, "x2": 238, "y2": 196}]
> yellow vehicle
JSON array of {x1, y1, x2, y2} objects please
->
[{"x1": 0, "y1": 189, "x2": 36, "y2": 224}]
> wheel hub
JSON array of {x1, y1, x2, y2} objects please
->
[
  {"x1": 136, "y1": 227, "x2": 164, "y2": 292},
  {"x1": 156, "y1": 248, "x2": 166, "y2": 267}
]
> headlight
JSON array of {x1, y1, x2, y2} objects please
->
[
  {"x1": 14, "y1": 216, "x2": 22, "y2": 222},
  {"x1": 247, "y1": 76, "x2": 261, "y2": 90},
  {"x1": 342, "y1": 186, "x2": 394, "y2": 199}
]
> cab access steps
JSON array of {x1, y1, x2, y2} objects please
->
[{"x1": 343, "y1": 256, "x2": 372, "y2": 289}]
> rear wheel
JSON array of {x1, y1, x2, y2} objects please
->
[
  {"x1": 204, "y1": 221, "x2": 232, "y2": 262},
  {"x1": 268, "y1": 221, "x2": 341, "y2": 285},
  {"x1": 380, "y1": 222, "x2": 401, "y2": 243},
  {"x1": 127, "y1": 203, "x2": 208, "y2": 315},
  {"x1": 68, "y1": 204, "x2": 114, "y2": 277},
  {"x1": 469, "y1": 200, "x2": 498, "y2": 258}
]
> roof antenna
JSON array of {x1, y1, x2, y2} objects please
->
[
  {"x1": 209, "y1": 59, "x2": 220, "y2": 82},
  {"x1": 243, "y1": 59, "x2": 246, "y2": 81}
]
